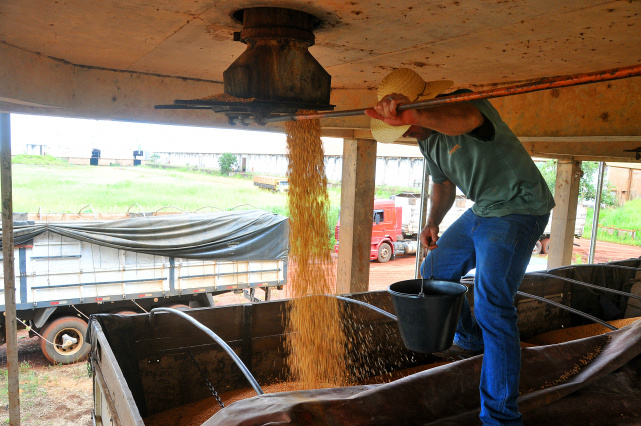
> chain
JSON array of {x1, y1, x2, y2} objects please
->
[{"x1": 187, "y1": 350, "x2": 225, "y2": 409}]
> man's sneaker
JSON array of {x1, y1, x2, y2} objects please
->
[{"x1": 432, "y1": 344, "x2": 483, "y2": 360}]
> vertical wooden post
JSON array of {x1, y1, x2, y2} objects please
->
[
  {"x1": 1, "y1": 113, "x2": 20, "y2": 425},
  {"x1": 336, "y1": 138, "x2": 377, "y2": 294},
  {"x1": 624, "y1": 168, "x2": 633, "y2": 203},
  {"x1": 547, "y1": 160, "x2": 581, "y2": 269}
]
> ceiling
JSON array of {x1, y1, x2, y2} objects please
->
[{"x1": 1, "y1": 0, "x2": 640, "y2": 160}]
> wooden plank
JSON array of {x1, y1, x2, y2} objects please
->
[{"x1": 336, "y1": 138, "x2": 377, "y2": 294}]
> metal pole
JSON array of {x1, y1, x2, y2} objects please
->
[
  {"x1": 1, "y1": 113, "x2": 20, "y2": 426},
  {"x1": 230, "y1": 64, "x2": 641, "y2": 125},
  {"x1": 588, "y1": 162, "x2": 605, "y2": 263},
  {"x1": 415, "y1": 159, "x2": 430, "y2": 279}
]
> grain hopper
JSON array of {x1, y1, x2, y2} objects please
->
[{"x1": 156, "y1": 7, "x2": 334, "y2": 124}]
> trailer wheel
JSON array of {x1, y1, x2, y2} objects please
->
[
  {"x1": 377, "y1": 242, "x2": 392, "y2": 263},
  {"x1": 167, "y1": 304, "x2": 191, "y2": 311},
  {"x1": 540, "y1": 238, "x2": 551, "y2": 254},
  {"x1": 39, "y1": 316, "x2": 90, "y2": 364},
  {"x1": 532, "y1": 240, "x2": 542, "y2": 255}
]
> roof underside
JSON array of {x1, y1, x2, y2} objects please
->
[{"x1": 1, "y1": 0, "x2": 640, "y2": 160}]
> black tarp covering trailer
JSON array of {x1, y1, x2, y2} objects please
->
[
  {"x1": 89, "y1": 258, "x2": 641, "y2": 426},
  {"x1": 1, "y1": 211, "x2": 289, "y2": 363}
]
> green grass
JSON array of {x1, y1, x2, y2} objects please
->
[
  {"x1": 12, "y1": 154, "x2": 68, "y2": 166},
  {"x1": 11, "y1": 162, "x2": 346, "y2": 249},
  {"x1": 12, "y1": 160, "x2": 640, "y2": 249},
  {"x1": 582, "y1": 198, "x2": 641, "y2": 247},
  {"x1": 0, "y1": 362, "x2": 45, "y2": 415}
]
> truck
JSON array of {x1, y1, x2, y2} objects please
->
[
  {"x1": 253, "y1": 175, "x2": 289, "y2": 192},
  {"x1": 533, "y1": 204, "x2": 588, "y2": 254},
  {"x1": 0, "y1": 210, "x2": 288, "y2": 364},
  {"x1": 335, "y1": 193, "x2": 588, "y2": 261},
  {"x1": 334, "y1": 194, "x2": 474, "y2": 263}
]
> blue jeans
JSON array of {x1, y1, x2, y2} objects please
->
[{"x1": 420, "y1": 209, "x2": 549, "y2": 426}]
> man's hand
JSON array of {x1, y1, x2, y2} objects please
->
[
  {"x1": 365, "y1": 93, "x2": 418, "y2": 127},
  {"x1": 420, "y1": 222, "x2": 439, "y2": 249}
]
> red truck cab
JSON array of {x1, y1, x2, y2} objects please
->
[{"x1": 334, "y1": 199, "x2": 403, "y2": 262}]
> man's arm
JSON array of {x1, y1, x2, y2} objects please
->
[
  {"x1": 420, "y1": 179, "x2": 456, "y2": 248},
  {"x1": 365, "y1": 93, "x2": 484, "y2": 136}
]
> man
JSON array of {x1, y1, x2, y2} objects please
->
[{"x1": 366, "y1": 68, "x2": 555, "y2": 426}]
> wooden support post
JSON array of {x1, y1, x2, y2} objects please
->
[
  {"x1": 624, "y1": 168, "x2": 633, "y2": 203},
  {"x1": 336, "y1": 139, "x2": 377, "y2": 294},
  {"x1": 548, "y1": 160, "x2": 582, "y2": 269},
  {"x1": 1, "y1": 113, "x2": 20, "y2": 425}
]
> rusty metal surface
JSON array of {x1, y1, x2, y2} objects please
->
[
  {"x1": 230, "y1": 64, "x2": 641, "y2": 124},
  {"x1": 2, "y1": 0, "x2": 639, "y2": 91},
  {"x1": 223, "y1": 7, "x2": 331, "y2": 109}
]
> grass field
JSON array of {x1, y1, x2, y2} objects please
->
[
  {"x1": 583, "y1": 198, "x2": 641, "y2": 247},
  {"x1": 10, "y1": 158, "x2": 641, "y2": 247},
  {"x1": 11, "y1": 161, "x2": 349, "y2": 248}
]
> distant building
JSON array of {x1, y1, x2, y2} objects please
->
[
  {"x1": 608, "y1": 163, "x2": 641, "y2": 204},
  {"x1": 26, "y1": 144, "x2": 48, "y2": 156}
]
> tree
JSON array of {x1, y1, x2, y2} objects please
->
[
  {"x1": 536, "y1": 160, "x2": 618, "y2": 206},
  {"x1": 218, "y1": 153, "x2": 237, "y2": 175}
]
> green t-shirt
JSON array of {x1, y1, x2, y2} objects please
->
[{"x1": 418, "y1": 92, "x2": 555, "y2": 217}]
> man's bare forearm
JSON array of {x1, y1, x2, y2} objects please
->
[
  {"x1": 413, "y1": 103, "x2": 484, "y2": 136},
  {"x1": 428, "y1": 180, "x2": 456, "y2": 227}
]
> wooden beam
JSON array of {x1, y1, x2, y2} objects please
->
[
  {"x1": 336, "y1": 138, "x2": 377, "y2": 294},
  {"x1": 547, "y1": 160, "x2": 582, "y2": 269},
  {"x1": 520, "y1": 136, "x2": 641, "y2": 162}
]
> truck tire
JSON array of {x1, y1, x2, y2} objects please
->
[
  {"x1": 532, "y1": 240, "x2": 542, "y2": 255},
  {"x1": 540, "y1": 238, "x2": 551, "y2": 254},
  {"x1": 39, "y1": 316, "x2": 90, "y2": 364},
  {"x1": 377, "y1": 242, "x2": 392, "y2": 263},
  {"x1": 167, "y1": 304, "x2": 191, "y2": 311}
]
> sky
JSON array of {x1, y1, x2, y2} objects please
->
[{"x1": 10, "y1": 113, "x2": 424, "y2": 160}]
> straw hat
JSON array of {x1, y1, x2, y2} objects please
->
[{"x1": 371, "y1": 68, "x2": 454, "y2": 143}]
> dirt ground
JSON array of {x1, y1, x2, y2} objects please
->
[{"x1": 1, "y1": 240, "x2": 639, "y2": 425}]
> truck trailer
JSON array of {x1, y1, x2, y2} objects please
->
[
  {"x1": 335, "y1": 194, "x2": 588, "y2": 262},
  {"x1": 334, "y1": 195, "x2": 474, "y2": 263},
  {"x1": 0, "y1": 210, "x2": 288, "y2": 364},
  {"x1": 252, "y1": 175, "x2": 289, "y2": 192}
]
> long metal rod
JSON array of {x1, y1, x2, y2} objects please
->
[
  {"x1": 415, "y1": 158, "x2": 430, "y2": 279},
  {"x1": 588, "y1": 162, "x2": 605, "y2": 263},
  {"x1": 516, "y1": 291, "x2": 617, "y2": 331},
  {"x1": 149, "y1": 307, "x2": 264, "y2": 396},
  {"x1": 529, "y1": 272, "x2": 641, "y2": 301},
  {"x1": 235, "y1": 64, "x2": 641, "y2": 125},
  {"x1": 333, "y1": 295, "x2": 397, "y2": 321},
  {"x1": 1, "y1": 113, "x2": 20, "y2": 426}
]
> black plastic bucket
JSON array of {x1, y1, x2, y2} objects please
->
[{"x1": 388, "y1": 279, "x2": 468, "y2": 353}]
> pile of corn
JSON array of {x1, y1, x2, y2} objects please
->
[
  {"x1": 526, "y1": 316, "x2": 640, "y2": 345},
  {"x1": 283, "y1": 115, "x2": 348, "y2": 389}
]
